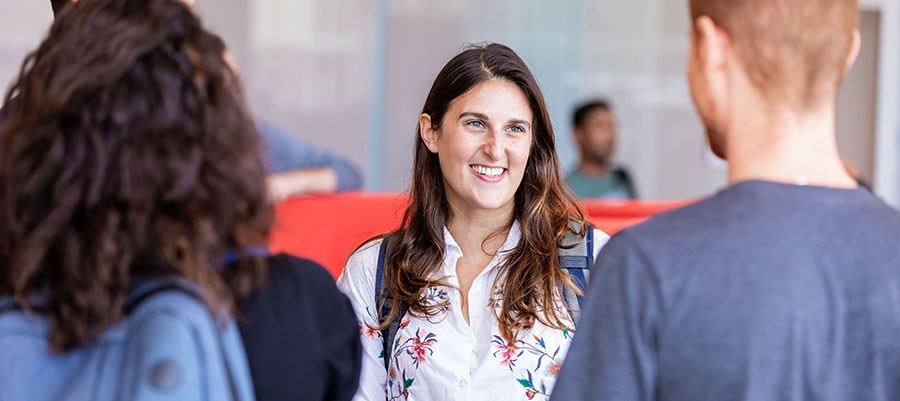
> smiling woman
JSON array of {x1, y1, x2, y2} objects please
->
[{"x1": 337, "y1": 43, "x2": 611, "y2": 401}]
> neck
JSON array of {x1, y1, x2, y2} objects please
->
[
  {"x1": 577, "y1": 158, "x2": 610, "y2": 177},
  {"x1": 725, "y1": 98, "x2": 856, "y2": 189},
  {"x1": 446, "y1": 208, "x2": 512, "y2": 258}
]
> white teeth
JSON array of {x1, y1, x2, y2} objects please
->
[{"x1": 472, "y1": 165, "x2": 504, "y2": 177}]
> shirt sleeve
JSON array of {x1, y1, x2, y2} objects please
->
[
  {"x1": 551, "y1": 231, "x2": 662, "y2": 401},
  {"x1": 336, "y1": 241, "x2": 388, "y2": 401},
  {"x1": 256, "y1": 120, "x2": 363, "y2": 191},
  {"x1": 592, "y1": 228, "x2": 611, "y2": 261}
]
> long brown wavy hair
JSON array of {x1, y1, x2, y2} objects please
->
[
  {"x1": 376, "y1": 43, "x2": 588, "y2": 344},
  {"x1": 0, "y1": 0, "x2": 271, "y2": 352}
]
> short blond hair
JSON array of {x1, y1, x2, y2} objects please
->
[{"x1": 690, "y1": 0, "x2": 858, "y2": 109}]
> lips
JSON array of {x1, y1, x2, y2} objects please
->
[{"x1": 471, "y1": 164, "x2": 506, "y2": 178}]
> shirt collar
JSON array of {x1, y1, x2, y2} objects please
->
[{"x1": 441, "y1": 220, "x2": 522, "y2": 276}]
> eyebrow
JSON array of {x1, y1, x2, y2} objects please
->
[{"x1": 459, "y1": 112, "x2": 532, "y2": 129}]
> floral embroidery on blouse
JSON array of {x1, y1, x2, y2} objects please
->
[
  {"x1": 338, "y1": 226, "x2": 610, "y2": 401},
  {"x1": 420, "y1": 287, "x2": 451, "y2": 322},
  {"x1": 388, "y1": 328, "x2": 438, "y2": 400},
  {"x1": 383, "y1": 285, "x2": 448, "y2": 401},
  {"x1": 491, "y1": 334, "x2": 564, "y2": 400}
]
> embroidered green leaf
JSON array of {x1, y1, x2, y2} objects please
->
[
  {"x1": 517, "y1": 378, "x2": 533, "y2": 388},
  {"x1": 404, "y1": 378, "x2": 414, "y2": 388},
  {"x1": 562, "y1": 329, "x2": 570, "y2": 339}
]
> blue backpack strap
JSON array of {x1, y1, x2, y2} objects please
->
[
  {"x1": 558, "y1": 222, "x2": 594, "y2": 323},
  {"x1": 125, "y1": 276, "x2": 202, "y2": 313},
  {"x1": 375, "y1": 239, "x2": 387, "y2": 306},
  {"x1": 0, "y1": 296, "x2": 18, "y2": 314},
  {"x1": 375, "y1": 237, "x2": 406, "y2": 372},
  {"x1": 0, "y1": 291, "x2": 54, "y2": 314}
]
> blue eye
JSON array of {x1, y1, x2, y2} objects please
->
[
  {"x1": 507, "y1": 125, "x2": 525, "y2": 133},
  {"x1": 466, "y1": 120, "x2": 486, "y2": 129}
]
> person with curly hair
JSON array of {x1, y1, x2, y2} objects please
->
[{"x1": 0, "y1": 0, "x2": 359, "y2": 399}]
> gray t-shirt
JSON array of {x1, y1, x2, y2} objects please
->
[{"x1": 552, "y1": 180, "x2": 900, "y2": 401}]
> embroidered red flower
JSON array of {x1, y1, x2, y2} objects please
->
[
  {"x1": 409, "y1": 329, "x2": 437, "y2": 364},
  {"x1": 525, "y1": 389, "x2": 536, "y2": 399},
  {"x1": 361, "y1": 324, "x2": 379, "y2": 339},
  {"x1": 495, "y1": 343, "x2": 518, "y2": 367}
]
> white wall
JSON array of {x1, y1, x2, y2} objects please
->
[{"x1": 0, "y1": 1, "x2": 53, "y2": 99}]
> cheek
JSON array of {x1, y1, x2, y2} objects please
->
[{"x1": 512, "y1": 143, "x2": 533, "y2": 173}]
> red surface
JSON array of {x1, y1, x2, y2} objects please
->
[{"x1": 269, "y1": 193, "x2": 689, "y2": 278}]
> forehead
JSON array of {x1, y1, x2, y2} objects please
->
[
  {"x1": 447, "y1": 78, "x2": 533, "y2": 121},
  {"x1": 586, "y1": 107, "x2": 614, "y2": 122}
]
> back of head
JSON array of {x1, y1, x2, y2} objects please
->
[
  {"x1": 690, "y1": 0, "x2": 858, "y2": 109},
  {"x1": 0, "y1": 0, "x2": 271, "y2": 351}
]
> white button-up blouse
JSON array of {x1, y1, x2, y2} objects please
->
[{"x1": 337, "y1": 222, "x2": 609, "y2": 401}]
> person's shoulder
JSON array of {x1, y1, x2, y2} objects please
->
[
  {"x1": 611, "y1": 166, "x2": 632, "y2": 178},
  {"x1": 343, "y1": 238, "x2": 382, "y2": 275},
  {"x1": 256, "y1": 253, "x2": 339, "y2": 299},
  {"x1": 335, "y1": 238, "x2": 384, "y2": 295},
  {"x1": 266, "y1": 253, "x2": 330, "y2": 279},
  {"x1": 591, "y1": 227, "x2": 611, "y2": 246},
  {"x1": 614, "y1": 188, "x2": 736, "y2": 247}
]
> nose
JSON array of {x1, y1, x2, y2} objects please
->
[{"x1": 483, "y1": 130, "x2": 504, "y2": 160}]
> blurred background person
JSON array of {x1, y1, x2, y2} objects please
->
[
  {"x1": 565, "y1": 99, "x2": 637, "y2": 199},
  {"x1": 259, "y1": 119, "x2": 363, "y2": 200}
]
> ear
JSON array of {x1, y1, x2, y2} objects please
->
[
  {"x1": 844, "y1": 29, "x2": 861, "y2": 73},
  {"x1": 419, "y1": 114, "x2": 439, "y2": 153},
  {"x1": 693, "y1": 15, "x2": 729, "y2": 75}
]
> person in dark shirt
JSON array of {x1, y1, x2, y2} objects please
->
[
  {"x1": 552, "y1": 0, "x2": 900, "y2": 400},
  {"x1": 238, "y1": 254, "x2": 360, "y2": 401}
]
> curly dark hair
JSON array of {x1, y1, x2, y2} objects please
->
[{"x1": 0, "y1": 0, "x2": 272, "y2": 352}]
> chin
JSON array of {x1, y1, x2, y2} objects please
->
[
  {"x1": 475, "y1": 200, "x2": 514, "y2": 212},
  {"x1": 470, "y1": 193, "x2": 516, "y2": 213}
]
